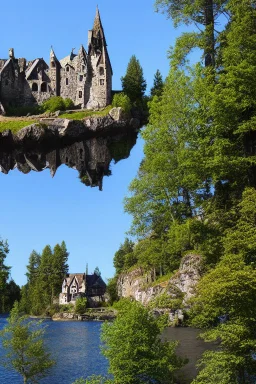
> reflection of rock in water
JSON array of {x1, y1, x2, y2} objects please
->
[{"x1": 0, "y1": 131, "x2": 138, "y2": 190}]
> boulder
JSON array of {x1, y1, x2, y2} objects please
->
[{"x1": 109, "y1": 107, "x2": 129, "y2": 121}]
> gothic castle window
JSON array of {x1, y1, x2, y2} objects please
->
[
  {"x1": 79, "y1": 75, "x2": 83, "y2": 82},
  {"x1": 32, "y1": 83, "x2": 38, "y2": 92},
  {"x1": 41, "y1": 82, "x2": 47, "y2": 92},
  {"x1": 66, "y1": 66, "x2": 69, "y2": 72},
  {"x1": 66, "y1": 78, "x2": 69, "y2": 85},
  {"x1": 99, "y1": 67, "x2": 104, "y2": 75},
  {"x1": 79, "y1": 91, "x2": 83, "y2": 98},
  {"x1": 100, "y1": 79, "x2": 105, "y2": 85}
]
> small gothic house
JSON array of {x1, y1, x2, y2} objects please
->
[{"x1": 59, "y1": 271, "x2": 106, "y2": 305}]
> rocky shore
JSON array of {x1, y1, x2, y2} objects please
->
[
  {"x1": 52, "y1": 308, "x2": 116, "y2": 322},
  {"x1": 0, "y1": 107, "x2": 143, "y2": 151}
]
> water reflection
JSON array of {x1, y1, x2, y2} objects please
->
[{"x1": 0, "y1": 129, "x2": 138, "y2": 190}]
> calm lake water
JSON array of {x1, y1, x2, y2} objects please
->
[
  {"x1": 0, "y1": 315, "x2": 109, "y2": 384},
  {"x1": 0, "y1": 315, "x2": 214, "y2": 384}
]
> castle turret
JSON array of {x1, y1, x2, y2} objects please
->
[
  {"x1": 87, "y1": 6, "x2": 112, "y2": 109},
  {"x1": 49, "y1": 47, "x2": 60, "y2": 96}
]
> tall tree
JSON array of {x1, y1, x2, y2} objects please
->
[
  {"x1": 113, "y1": 238, "x2": 134, "y2": 274},
  {"x1": 26, "y1": 250, "x2": 41, "y2": 285},
  {"x1": 51, "y1": 241, "x2": 69, "y2": 299},
  {"x1": 121, "y1": 55, "x2": 147, "y2": 103},
  {"x1": 0, "y1": 239, "x2": 11, "y2": 313},
  {"x1": 155, "y1": 0, "x2": 229, "y2": 66},
  {"x1": 150, "y1": 69, "x2": 164, "y2": 97}
]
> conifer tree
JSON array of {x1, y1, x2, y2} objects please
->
[
  {"x1": 0, "y1": 239, "x2": 11, "y2": 313},
  {"x1": 150, "y1": 69, "x2": 164, "y2": 97},
  {"x1": 121, "y1": 55, "x2": 147, "y2": 103}
]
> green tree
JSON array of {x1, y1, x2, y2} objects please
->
[
  {"x1": 0, "y1": 301, "x2": 55, "y2": 384},
  {"x1": 150, "y1": 69, "x2": 164, "y2": 97},
  {"x1": 190, "y1": 254, "x2": 256, "y2": 382},
  {"x1": 26, "y1": 250, "x2": 41, "y2": 285},
  {"x1": 0, "y1": 239, "x2": 11, "y2": 313},
  {"x1": 94, "y1": 266, "x2": 101, "y2": 276},
  {"x1": 113, "y1": 238, "x2": 134, "y2": 274},
  {"x1": 101, "y1": 300, "x2": 184, "y2": 384},
  {"x1": 51, "y1": 241, "x2": 69, "y2": 299},
  {"x1": 73, "y1": 376, "x2": 112, "y2": 384},
  {"x1": 106, "y1": 276, "x2": 118, "y2": 305},
  {"x1": 75, "y1": 297, "x2": 87, "y2": 314},
  {"x1": 121, "y1": 55, "x2": 147, "y2": 104}
]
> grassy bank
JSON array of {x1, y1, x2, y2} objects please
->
[{"x1": 0, "y1": 106, "x2": 112, "y2": 134}]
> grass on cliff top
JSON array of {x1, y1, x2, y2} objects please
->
[
  {"x1": 0, "y1": 120, "x2": 36, "y2": 133},
  {"x1": 0, "y1": 105, "x2": 113, "y2": 133},
  {"x1": 60, "y1": 105, "x2": 112, "y2": 120}
]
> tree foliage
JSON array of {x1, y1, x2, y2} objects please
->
[
  {"x1": 101, "y1": 300, "x2": 184, "y2": 384},
  {"x1": 20, "y1": 242, "x2": 69, "y2": 315},
  {"x1": 0, "y1": 301, "x2": 55, "y2": 384},
  {"x1": 121, "y1": 55, "x2": 147, "y2": 103}
]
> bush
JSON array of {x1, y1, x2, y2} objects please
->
[
  {"x1": 75, "y1": 297, "x2": 87, "y2": 314},
  {"x1": 42, "y1": 96, "x2": 66, "y2": 113},
  {"x1": 6, "y1": 105, "x2": 43, "y2": 117},
  {"x1": 112, "y1": 93, "x2": 132, "y2": 114},
  {"x1": 64, "y1": 98, "x2": 74, "y2": 110}
]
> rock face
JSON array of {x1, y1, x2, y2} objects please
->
[
  {"x1": 0, "y1": 108, "x2": 141, "y2": 151},
  {"x1": 117, "y1": 253, "x2": 203, "y2": 308}
]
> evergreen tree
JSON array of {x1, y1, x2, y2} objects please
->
[
  {"x1": 51, "y1": 241, "x2": 69, "y2": 299},
  {"x1": 26, "y1": 250, "x2": 41, "y2": 285},
  {"x1": 121, "y1": 55, "x2": 147, "y2": 103},
  {"x1": 113, "y1": 238, "x2": 134, "y2": 274},
  {"x1": 150, "y1": 69, "x2": 164, "y2": 97},
  {"x1": 0, "y1": 239, "x2": 11, "y2": 313}
]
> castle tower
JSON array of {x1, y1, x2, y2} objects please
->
[
  {"x1": 87, "y1": 6, "x2": 112, "y2": 109},
  {"x1": 49, "y1": 47, "x2": 60, "y2": 96}
]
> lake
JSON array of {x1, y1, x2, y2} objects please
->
[
  {"x1": 0, "y1": 316, "x2": 109, "y2": 384},
  {"x1": 0, "y1": 315, "x2": 215, "y2": 384}
]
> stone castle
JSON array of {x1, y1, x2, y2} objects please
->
[{"x1": 0, "y1": 7, "x2": 112, "y2": 110}]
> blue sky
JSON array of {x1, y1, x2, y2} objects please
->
[{"x1": 1, "y1": 0, "x2": 194, "y2": 286}]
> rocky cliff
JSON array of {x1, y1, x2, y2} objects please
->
[
  {"x1": 117, "y1": 253, "x2": 203, "y2": 322},
  {"x1": 0, "y1": 107, "x2": 142, "y2": 151}
]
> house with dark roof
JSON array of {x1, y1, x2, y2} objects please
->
[{"x1": 59, "y1": 271, "x2": 106, "y2": 305}]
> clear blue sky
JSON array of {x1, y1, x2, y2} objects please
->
[{"x1": 0, "y1": 0, "x2": 193, "y2": 286}]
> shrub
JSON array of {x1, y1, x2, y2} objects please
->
[
  {"x1": 64, "y1": 98, "x2": 74, "y2": 110},
  {"x1": 6, "y1": 105, "x2": 43, "y2": 117},
  {"x1": 112, "y1": 93, "x2": 132, "y2": 114},
  {"x1": 75, "y1": 297, "x2": 87, "y2": 314},
  {"x1": 42, "y1": 96, "x2": 66, "y2": 113}
]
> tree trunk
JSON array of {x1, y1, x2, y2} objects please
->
[{"x1": 204, "y1": 0, "x2": 215, "y2": 66}]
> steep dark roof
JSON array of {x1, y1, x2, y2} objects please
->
[{"x1": 86, "y1": 273, "x2": 106, "y2": 288}]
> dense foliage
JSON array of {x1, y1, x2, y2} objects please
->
[
  {"x1": 0, "y1": 239, "x2": 20, "y2": 313},
  {"x1": 0, "y1": 301, "x2": 55, "y2": 383},
  {"x1": 121, "y1": 55, "x2": 147, "y2": 104},
  {"x1": 112, "y1": 92, "x2": 132, "y2": 113},
  {"x1": 101, "y1": 300, "x2": 184, "y2": 384},
  {"x1": 19, "y1": 241, "x2": 69, "y2": 315},
  {"x1": 109, "y1": 0, "x2": 256, "y2": 382}
]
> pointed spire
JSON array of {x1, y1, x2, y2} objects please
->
[{"x1": 50, "y1": 46, "x2": 57, "y2": 62}]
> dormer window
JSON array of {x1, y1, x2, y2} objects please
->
[
  {"x1": 99, "y1": 67, "x2": 104, "y2": 76},
  {"x1": 66, "y1": 66, "x2": 69, "y2": 72}
]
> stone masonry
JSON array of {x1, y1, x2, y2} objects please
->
[{"x1": 0, "y1": 7, "x2": 112, "y2": 110}]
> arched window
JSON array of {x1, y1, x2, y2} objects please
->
[
  {"x1": 41, "y1": 82, "x2": 47, "y2": 92},
  {"x1": 66, "y1": 66, "x2": 69, "y2": 72},
  {"x1": 32, "y1": 83, "x2": 38, "y2": 92}
]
